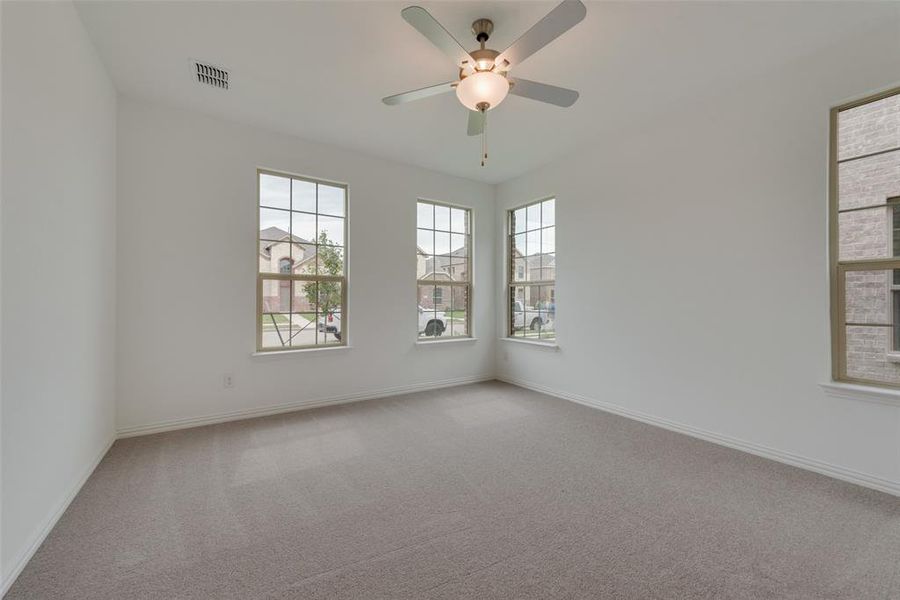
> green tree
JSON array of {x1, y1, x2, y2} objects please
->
[{"x1": 304, "y1": 230, "x2": 343, "y2": 319}]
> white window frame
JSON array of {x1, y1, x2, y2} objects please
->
[
  {"x1": 507, "y1": 196, "x2": 556, "y2": 344},
  {"x1": 830, "y1": 86, "x2": 900, "y2": 386},
  {"x1": 416, "y1": 199, "x2": 473, "y2": 341},
  {"x1": 256, "y1": 168, "x2": 348, "y2": 353}
]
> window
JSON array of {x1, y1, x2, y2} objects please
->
[
  {"x1": 257, "y1": 170, "x2": 347, "y2": 351},
  {"x1": 831, "y1": 87, "x2": 900, "y2": 386},
  {"x1": 416, "y1": 200, "x2": 471, "y2": 339},
  {"x1": 508, "y1": 197, "x2": 555, "y2": 341}
]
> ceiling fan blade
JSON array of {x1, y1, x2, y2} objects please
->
[
  {"x1": 494, "y1": 0, "x2": 586, "y2": 70},
  {"x1": 382, "y1": 81, "x2": 456, "y2": 105},
  {"x1": 467, "y1": 110, "x2": 485, "y2": 136},
  {"x1": 401, "y1": 6, "x2": 473, "y2": 68},
  {"x1": 509, "y1": 78, "x2": 579, "y2": 107}
]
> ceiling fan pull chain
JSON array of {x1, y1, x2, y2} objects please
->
[{"x1": 481, "y1": 110, "x2": 488, "y2": 167}]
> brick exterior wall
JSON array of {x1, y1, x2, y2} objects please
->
[{"x1": 839, "y1": 93, "x2": 900, "y2": 383}]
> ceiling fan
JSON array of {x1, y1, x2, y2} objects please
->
[{"x1": 382, "y1": 0, "x2": 586, "y2": 166}]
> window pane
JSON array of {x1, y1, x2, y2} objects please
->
[
  {"x1": 450, "y1": 208, "x2": 467, "y2": 233},
  {"x1": 418, "y1": 284, "x2": 441, "y2": 338},
  {"x1": 510, "y1": 286, "x2": 525, "y2": 336},
  {"x1": 513, "y1": 233, "x2": 526, "y2": 258},
  {"x1": 317, "y1": 245, "x2": 344, "y2": 276},
  {"x1": 449, "y1": 256, "x2": 468, "y2": 282},
  {"x1": 293, "y1": 243, "x2": 317, "y2": 275},
  {"x1": 845, "y1": 325, "x2": 900, "y2": 385},
  {"x1": 317, "y1": 215, "x2": 344, "y2": 246},
  {"x1": 539, "y1": 285, "x2": 556, "y2": 340},
  {"x1": 844, "y1": 270, "x2": 892, "y2": 325},
  {"x1": 292, "y1": 179, "x2": 316, "y2": 213},
  {"x1": 513, "y1": 207, "x2": 526, "y2": 234},
  {"x1": 541, "y1": 199, "x2": 555, "y2": 227},
  {"x1": 838, "y1": 93, "x2": 900, "y2": 161},
  {"x1": 316, "y1": 281, "x2": 343, "y2": 344},
  {"x1": 260, "y1": 208, "x2": 291, "y2": 240},
  {"x1": 512, "y1": 257, "x2": 527, "y2": 282},
  {"x1": 261, "y1": 278, "x2": 291, "y2": 313},
  {"x1": 435, "y1": 231, "x2": 451, "y2": 256},
  {"x1": 417, "y1": 228, "x2": 434, "y2": 255},
  {"x1": 417, "y1": 202, "x2": 434, "y2": 229},
  {"x1": 526, "y1": 229, "x2": 541, "y2": 259},
  {"x1": 261, "y1": 313, "x2": 291, "y2": 349},
  {"x1": 290, "y1": 312, "x2": 317, "y2": 347},
  {"x1": 434, "y1": 205, "x2": 451, "y2": 231},
  {"x1": 416, "y1": 249, "x2": 431, "y2": 280},
  {"x1": 450, "y1": 233, "x2": 467, "y2": 256},
  {"x1": 291, "y1": 211, "x2": 316, "y2": 242},
  {"x1": 541, "y1": 227, "x2": 556, "y2": 255},
  {"x1": 526, "y1": 203, "x2": 541, "y2": 231},
  {"x1": 541, "y1": 253, "x2": 556, "y2": 281},
  {"x1": 318, "y1": 184, "x2": 345, "y2": 217},
  {"x1": 260, "y1": 174, "x2": 290, "y2": 209},
  {"x1": 449, "y1": 286, "x2": 469, "y2": 337},
  {"x1": 838, "y1": 153, "x2": 900, "y2": 211},
  {"x1": 259, "y1": 240, "x2": 293, "y2": 274}
]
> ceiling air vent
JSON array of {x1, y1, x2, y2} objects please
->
[{"x1": 194, "y1": 61, "x2": 229, "y2": 90}]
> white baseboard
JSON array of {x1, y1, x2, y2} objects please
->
[
  {"x1": 1, "y1": 435, "x2": 116, "y2": 597},
  {"x1": 117, "y1": 374, "x2": 495, "y2": 438},
  {"x1": 499, "y1": 375, "x2": 900, "y2": 498}
]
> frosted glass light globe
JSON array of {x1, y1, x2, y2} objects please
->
[{"x1": 456, "y1": 71, "x2": 510, "y2": 111}]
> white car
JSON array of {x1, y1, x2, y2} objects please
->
[
  {"x1": 418, "y1": 305, "x2": 447, "y2": 337},
  {"x1": 317, "y1": 311, "x2": 342, "y2": 341},
  {"x1": 511, "y1": 300, "x2": 554, "y2": 331}
]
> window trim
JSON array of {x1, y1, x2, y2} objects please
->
[
  {"x1": 829, "y1": 86, "x2": 900, "y2": 387},
  {"x1": 506, "y1": 195, "x2": 556, "y2": 344},
  {"x1": 415, "y1": 198, "x2": 474, "y2": 342},
  {"x1": 256, "y1": 167, "x2": 349, "y2": 353}
]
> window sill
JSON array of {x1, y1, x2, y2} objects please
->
[
  {"x1": 820, "y1": 381, "x2": 900, "y2": 407},
  {"x1": 251, "y1": 345, "x2": 351, "y2": 357},
  {"x1": 886, "y1": 352, "x2": 900, "y2": 364},
  {"x1": 501, "y1": 337, "x2": 559, "y2": 350},
  {"x1": 416, "y1": 337, "x2": 477, "y2": 345}
]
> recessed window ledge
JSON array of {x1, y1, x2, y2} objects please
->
[
  {"x1": 251, "y1": 345, "x2": 352, "y2": 358},
  {"x1": 501, "y1": 337, "x2": 559, "y2": 350},
  {"x1": 820, "y1": 381, "x2": 900, "y2": 407},
  {"x1": 416, "y1": 337, "x2": 478, "y2": 346}
]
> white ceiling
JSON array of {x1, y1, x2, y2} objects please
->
[{"x1": 75, "y1": 1, "x2": 895, "y2": 184}]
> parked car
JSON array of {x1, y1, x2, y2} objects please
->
[
  {"x1": 317, "y1": 310, "x2": 342, "y2": 341},
  {"x1": 418, "y1": 305, "x2": 447, "y2": 336},
  {"x1": 511, "y1": 300, "x2": 554, "y2": 331}
]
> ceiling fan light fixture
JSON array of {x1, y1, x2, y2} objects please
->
[{"x1": 455, "y1": 71, "x2": 509, "y2": 111}]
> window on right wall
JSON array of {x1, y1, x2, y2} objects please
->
[
  {"x1": 508, "y1": 197, "x2": 556, "y2": 341},
  {"x1": 831, "y1": 87, "x2": 900, "y2": 387}
]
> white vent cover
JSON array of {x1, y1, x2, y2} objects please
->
[{"x1": 194, "y1": 61, "x2": 228, "y2": 90}]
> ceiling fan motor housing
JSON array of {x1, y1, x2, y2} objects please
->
[{"x1": 471, "y1": 18, "x2": 494, "y2": 43}]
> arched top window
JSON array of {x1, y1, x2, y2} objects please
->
[{"x1": 279, "y1": 258, "x2": 292, "y2": 274}]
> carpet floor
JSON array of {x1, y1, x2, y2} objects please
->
[{"x1": 6, "y1": 381, "x2": 900, "y2": 599}]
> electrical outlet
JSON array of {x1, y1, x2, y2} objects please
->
[{"x1": 223, "y1": 374, "x2": 234, "y2": 388}]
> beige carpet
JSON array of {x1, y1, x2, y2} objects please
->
[{"x1": 6, "y1": 381, "x2": 900, "y2": 599}]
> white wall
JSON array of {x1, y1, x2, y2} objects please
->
[
  {"x1": 1, "y1": 0, "x2": 117, "y2": 591},
  {"x1": 496, "y1": 18, "x2": 900, "y2": 491},
  {"x1": 115, "y1": 98, "x2": 495, "y2": 434}
]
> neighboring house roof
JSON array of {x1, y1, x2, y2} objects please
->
[
  {"x1": 420, "y1": 270, "x2": 455, "y2": 282},
  {"x1": 259, "y1": 227, "x2": 312, "y2": 258}
]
